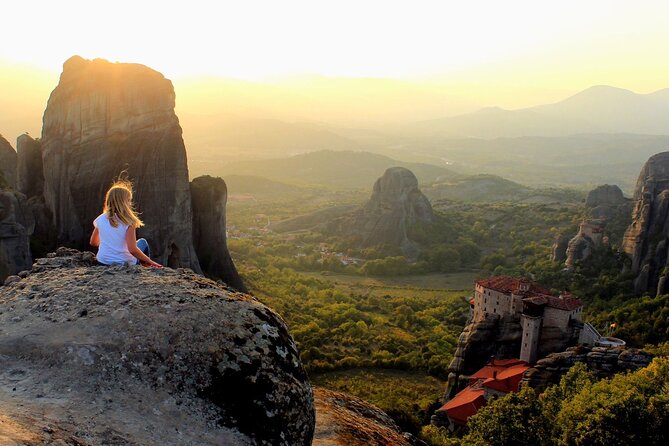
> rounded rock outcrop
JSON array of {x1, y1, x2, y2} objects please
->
[
  {"x1": 565, "y1": 232, "x2": 596, "y2": 268},
  {"x1": 346, "y1": 167, "x2": 434, "y2": 258},
  {"x1": 520, "y1": 345, "x2": 653, "y2": 392},
  {"x1": 585, "y1": 184, "x2": 626, "y2": 208},
  {"x1": 313, "y1": 388, "x2": 416, "y2": 446},
  {"x1": 0, "y1": 248, "x2": 314, "y2": 445},
  {"x1": 190, "y1": 175, "x2": 247, "y2": 292}
]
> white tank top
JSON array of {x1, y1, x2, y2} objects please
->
[{"x1": 94, "y1": 213, "x2": 136, "y2": 265}]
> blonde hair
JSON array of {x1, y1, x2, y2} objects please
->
[{"x1": 103, "y1": 177, "x2": 144, "y2": 228}]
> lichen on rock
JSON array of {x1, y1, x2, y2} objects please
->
[
  {"x1": 520, "y1": 345, "x2": 653, "y2": 392},
  {"x1": 0, "y1": 248, "x2": 314, "y2": 445}
]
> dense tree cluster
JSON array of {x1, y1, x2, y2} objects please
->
[
  {"x1": 462, "y1": 358, "x2": 669, "y2": 445},
  {"x1": 244, "y1": 266, "x2": 468, "y2": 377},
  {"x1": 226, "y1": 188, "x2": 669, "y2": 446}
]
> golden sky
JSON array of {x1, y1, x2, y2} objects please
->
[
  {"x1": 1, "y1": 1, "x2": 667, "y2": 84},
  {"x1": 1, "y1": 0, "x2": 668, "y2": 132}
]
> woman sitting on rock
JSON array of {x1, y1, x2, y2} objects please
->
[{"x1": 89, "y1": 178, "x2": 162, "y2": 268}]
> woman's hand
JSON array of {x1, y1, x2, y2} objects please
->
[{"x1": 126, "y1": 227, "x2": 162, "y2": 267}]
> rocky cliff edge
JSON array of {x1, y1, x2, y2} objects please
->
[{"x1": 0, "y1": 248, "x2": 314, "y2": 445}]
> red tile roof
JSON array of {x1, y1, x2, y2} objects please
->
[
  {"x1": 522, "y1": 294, "x2": 582, "y2": 311},
  {"x1": 438, "y1": 358, "x2": 530, "y2": 425},
  {"x1": 480, "y1": 363, "x2": 529, "y2": 393},
  {"x1": 476, "y1": 276, "x2": 550, "y2": 296},
  {"x1": 477, "y1": 276, "x2": 582, "y2": 311},
  {"x1": 469, "y1": 358, "x2": 527, "y2": 382},
  {"x1": 438, "y1": 386, "x2": 486, "y2": 425}
]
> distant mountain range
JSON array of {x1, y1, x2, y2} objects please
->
[
  {"x1": 214, "y1": 150, "x2": 459, "y2": 189},
  {"x1": 402, "y1": 133, "x2": 669, "y2": 191},
  {"x1": 181, "y1": 114, "x2": 367, "y2": 162},
  {"x1": 406, "y1": 86, "x2": 669, "y2": 138},
  {"x1": 171, "y1": 84, "x2": 669, "y2": 190}
]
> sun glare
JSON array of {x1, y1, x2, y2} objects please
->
[{"x1": 1, "y1": 0, "x2": 667, "y2": 87}]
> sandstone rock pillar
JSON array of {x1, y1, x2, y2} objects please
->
[
  {"x1": 0, "y1": 135, "x2": 17, "y2": 189},
  {"x1": 191, "y1": 175, "x2": 246, "y2": 292}
]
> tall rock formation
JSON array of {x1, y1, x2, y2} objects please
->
[
  {"x1": 40, "y1": 56, "x2": 200, "y2": 270},
  {"x1": 345, "y1": 167, "x2": 434, "y2": 257},
  {"x1": 552, "y1": 184, "x2": 630, "y2": 267},
  {"x1": 0, "y1": 191, "x2": 34, "y2": 281},
  {"x1": 564, "y1": 221, "x2": 602, "y2": 268},
  {"x1": 550, "y1": 235, "x2": 570, "y2": 262},
  {"x1": 623, "y1": 152, "x2": 669, "y2": 294},
  {"x1": 0, "y1": 249, "x2": 314, "y2": 445},
  {"x1": 191, "y1": 175, "x2": 246, "y2": 292},
  {"x1": 0, "y1": 134, "x2": 17, "y2": 188},
  {"x1": 14, "y1": 133, "x2": 56, "y2": 258},
  {"x1": 16, "y1": 133, "x2": 44, "y2": 198},
  {"x1": 585, "y1": 184, "x2": 627, "y2": 219}
]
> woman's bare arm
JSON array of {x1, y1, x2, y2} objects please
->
[
  {"x1": 125, "y1": 226, "x2": 162, "y2": 267},
  {"x1": 90, "y1": 226, "x2": 100, "y2": 247}
]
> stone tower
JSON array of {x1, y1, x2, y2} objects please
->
[{"x1": 520, "y1": 314, "x2": 542, "y2": 364}]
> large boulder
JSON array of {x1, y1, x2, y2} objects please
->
[
  {"x1": 190, "y1": 175, "x2": 247, "y2": 292},
  {"x1": 586, "y1": 184, "x2": 630, "y2": 220},
  {"x1": 0, "y1": 190, "x2": 34, "y2": 281},
  {"x1": 553, "y1": 184, "x2": 630, "y2": 266},
  {"x1": 585, "y1": 184, "x2": 626, "y2": 208},
  {"x1": 40, "y1": 56, "x2": 200, "y2": 270},
  {"x1": 550, "y1": 234, "x2": 570, "y2": 263},
  {"x1": 313, "y1": 388, "x2": 419, "y2": 446},
  {"x1": 338, "y1": 167, "x2": 434, "y2": 257},
  {"x1": 564, "y1": 232, "x2": 596, "y2": 268},
  {"x1": 623, "y1": 152, "x2": 669, "y2": 294},
  {"x1": 0, "y1": 134, "x2": 17, "y2": 188},
  {"x1": 16, "y1": 133, "x2": 44, "y2": 199},
  {"x1": 0, "y1": 248, "x2": 314, "y2": 445}
]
